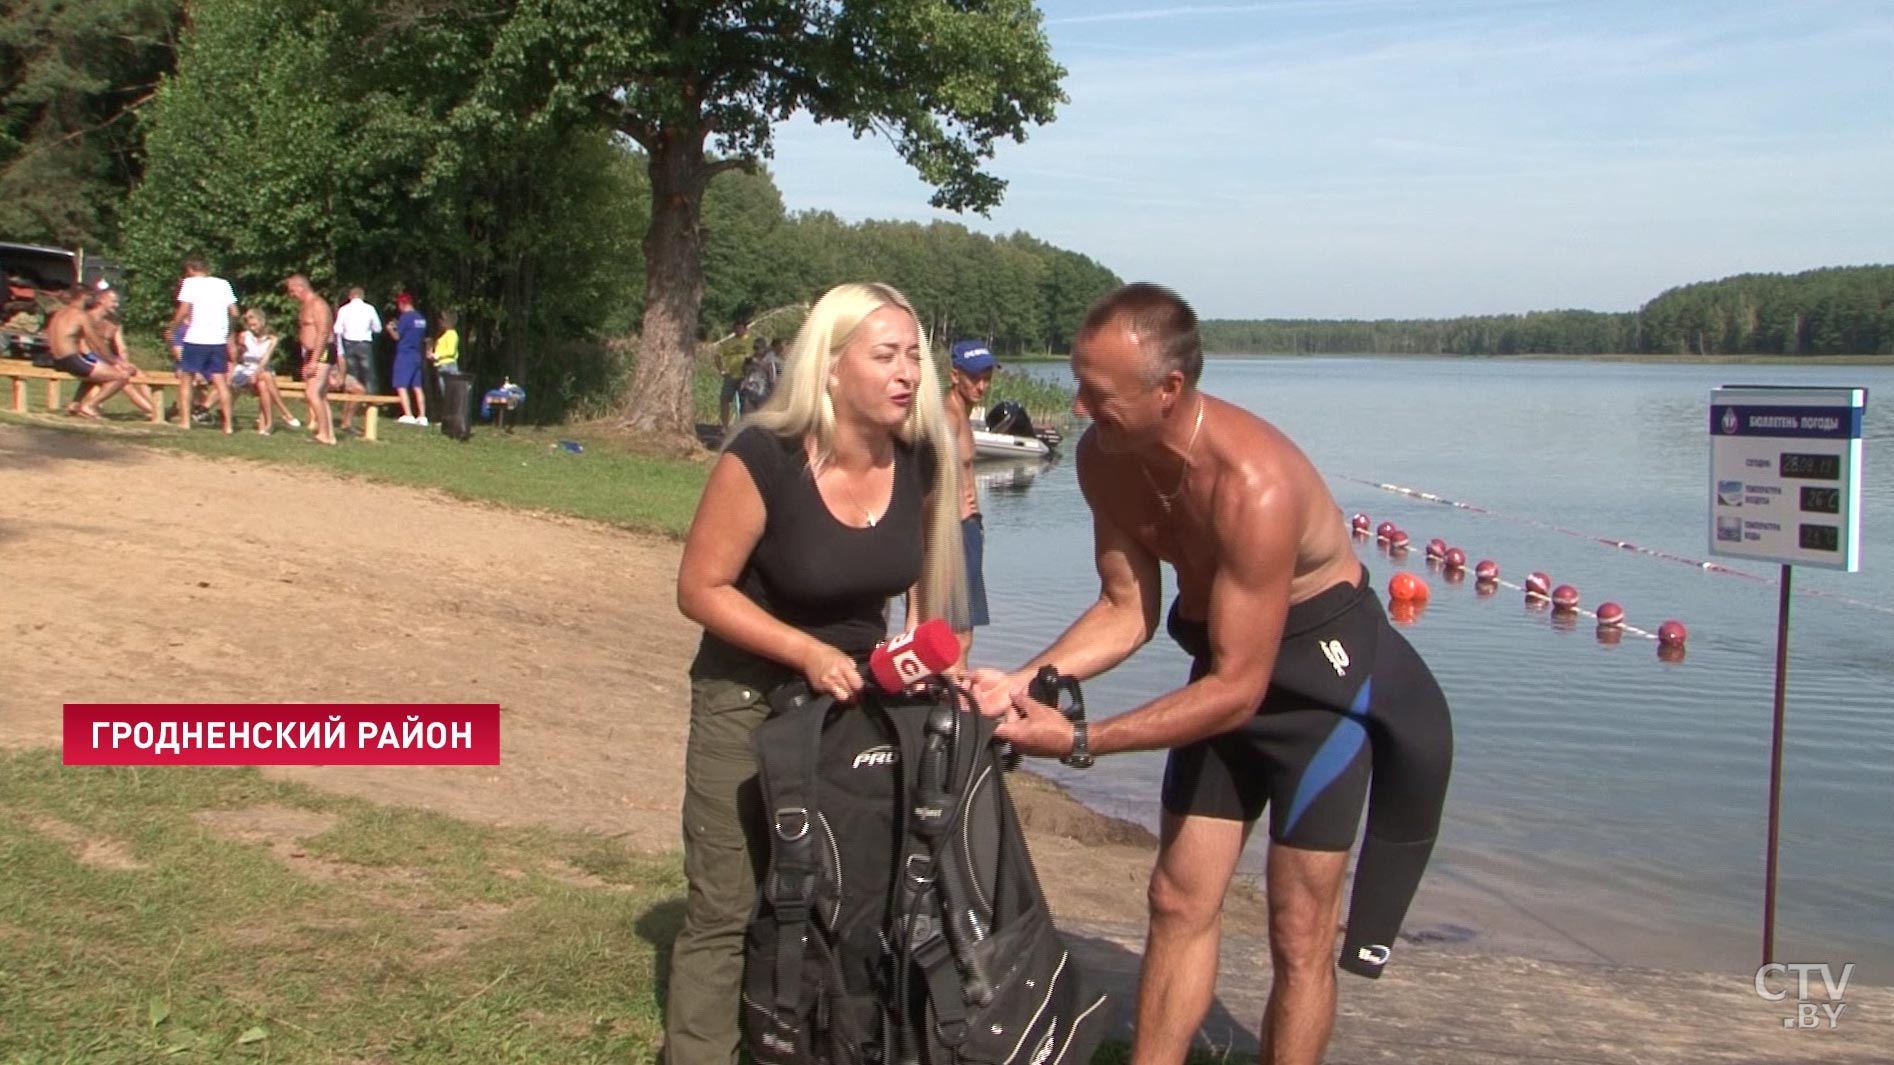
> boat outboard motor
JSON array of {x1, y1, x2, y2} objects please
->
[{"x1": 985, "y1": 400, "x2": 1036, "y2": 439}]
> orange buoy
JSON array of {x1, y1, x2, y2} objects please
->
[
  {"x1": 1388, "y1": 571, "x2": 1429, "y2": 602},
  {"x1": 1389, "y1": 599, "x2": 1424, "y2": 626},
  {"x1": 1551, "y1": 584, "x2": 1580, "y2": 612}
]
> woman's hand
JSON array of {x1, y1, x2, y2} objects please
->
[{"x1": 803, "y1": 641, "x2": 866, "y2": 704}]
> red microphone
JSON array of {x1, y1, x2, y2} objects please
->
[{"x1": 868, "y1": 618, "x2": 961, "y2": 692}]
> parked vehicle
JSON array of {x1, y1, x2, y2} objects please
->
[{"x1": 2, "y1": 242, "x2": 123, "y2": 361}]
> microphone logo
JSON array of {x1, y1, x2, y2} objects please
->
[{"x1": 891, "y1": 649, "x2": 929, "y2": 685}]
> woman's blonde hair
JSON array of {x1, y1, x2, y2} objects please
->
[{"x1": 738, "y1": 282, "x2": 968, "y2": 630}]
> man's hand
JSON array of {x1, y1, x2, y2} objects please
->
[
  {"x1": 993, "y1": 690, "x2": 1075, "y2": 759},
  {"x1": 968, "y1": 668, "x2": 1022, "y2": 719}
]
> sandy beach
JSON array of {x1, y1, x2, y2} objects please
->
[{"x1": 1, "y1": 422, "x2": 1885, "y2": 1062}]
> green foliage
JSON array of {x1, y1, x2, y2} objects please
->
[
  {"x1": 1636, "y1": 265, "x2": 1894, "y2": 356},
  {"x1": 698, "y1": 192, "x2": 1122, "y2": 354},
  {"x1": 0, "y1": 0, "x2": 182, "y2": 250},
  {"x1": 118, "y1": 0, "x2": 648, "y2": 420},
  {"x1": 454, "y1": 0, "x2": 1068, "y2": 433},
  {"x1": 1201, "y1": 265, "x2": 1894, "y2": 357}
]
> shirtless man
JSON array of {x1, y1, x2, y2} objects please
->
[
  {"x1": 944, "y1": 340, "x2": 999, "y2": 664},
  {"x1": 285, "y1": 274, "x2": 338, "y2": 445},
  {"x1": 69, "y1": 284, "x2": 157, "y2": 419},
  {"x1": 46, "y1": 285, "x2": 136, "y2": 419},
  {"x1": 978, "y1": 284, "x2": 1453, "y2": 1065}
]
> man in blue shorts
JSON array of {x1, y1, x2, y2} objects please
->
[
  {"x1": 944, "y1": 339, "x2": 997, "y2": 665},
  {"x1": 386, "y1": 291, "x2": 428, "y2": 426},
  {"x1": 979, "y1": 284, "x2": 1453, "y2": 1065},
  {"x1": 167, "y1": 255, "x2": 240, "y2": 433}
]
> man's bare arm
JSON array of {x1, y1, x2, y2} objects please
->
[
  {"x1": 995, "y1": 466, "x2": 1298, "y2": 759},
  {"x1": 1002, "y1": 437, "x2": 1162, "y2": 682},
  {"x1": 1086, "y1": 473, "x2": 1295, "y2": 755}
]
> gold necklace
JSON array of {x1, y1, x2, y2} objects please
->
[
  {"x1": 1141, "y1": 397, "x2": 1205, "y2": 515},
  {"x1": 828, "y1": 465, "x2": 881, "y2": 527}
]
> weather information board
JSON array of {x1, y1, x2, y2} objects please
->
[{"x1": 1709, "y1": 386, "x2": 1865, "y2": 571}]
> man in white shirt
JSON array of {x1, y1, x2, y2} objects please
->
[
  {"x1": 166, "y1": 255, "x2": 240, "y2": 432},
  {"x1": 332, "y1": 285, "x2": 381, "y2": 433}
]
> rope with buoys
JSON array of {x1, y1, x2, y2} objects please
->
[
  {"x1": 1339, "y1": 474, "x2": 1894, "y2": 618},
  {"x1": 1361, "y1": 514, "x2": 1688, "y2": 660}
]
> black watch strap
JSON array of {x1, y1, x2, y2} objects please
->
[{"x1": 1062, "y1": 719, "x2": 1095, "y2": 769}]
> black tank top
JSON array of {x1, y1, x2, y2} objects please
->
[{"x1": 691, "y1": 426, "x2": 937, "y2": 678}]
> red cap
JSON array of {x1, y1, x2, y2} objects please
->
[{"x1": 395, "y1": 291, "x2": 415, "y2": 306}]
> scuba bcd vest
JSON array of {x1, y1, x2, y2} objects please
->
[{"x1": 742, "y1": 680, "x2": 1112, "y2": 1065}]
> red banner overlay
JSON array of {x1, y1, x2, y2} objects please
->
[{"x1": 63, "y1": 704, "x2": 501, "y2": 766}]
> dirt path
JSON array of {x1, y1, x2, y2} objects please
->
[
  {"x1": 0, "y1": 424, "x2": 1181, "y2": 925},
  {"x1": 3, "y1": 423, "x2": 1884, "y2": 1063}
]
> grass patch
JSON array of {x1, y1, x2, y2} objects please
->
[
  {"x1": 985, "y1": 366, "x2": 1077, "y2": 430},
  {"x1": 0, "y1": 749, "x2": 683, "y2": 1064},
  {"x1": 0, "y1": 401, "x2": 711, "y2": 539},
  {"x1": 0, "y1": 749, "x2": 1204, "y2": 1064}
]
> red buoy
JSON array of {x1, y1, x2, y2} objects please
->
[
  {"x1": 1389, "y1": 571, "x2": 1429, "y2": 603},
  {"x1": 1551, "y1": 584, "x2": 1580, "y2": 612},
  {"x1": 1425, "y1": 538, "x2": 1447, "y2": 560},
  {"x1": 1351, "y1": 513, "x2": 1372, "y2": 534},
  {"x1": 1525, "y1": 572, "x2": 1551, "y2": 599},
  {"x1": 1596, "y1": 602, "x2": 1625, "y2": 627},
  {"x1": 1389, "y1": 529, "x2": 1411, "y2": 550},
  {"x1": 1443, "y1": 547, "x2": 1467, "y2": 570},
  {"x1": 1474, "y1": 559, "x2": 1499, "y2": 582},
  {"x1": 1657, "y1": 620, "x2": 1688, "y2": 646},
  {"x1": 1376, "y1": 521, "x2": 1396, "y2": 542}
]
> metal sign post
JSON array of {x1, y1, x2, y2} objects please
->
[{"x1": 1707, "y1": 386, "x2": 1866, "y2": 966}]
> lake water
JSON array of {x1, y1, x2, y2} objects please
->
[{"x1": 971, "y1": 356, "x2": 1894, "y2": 979}]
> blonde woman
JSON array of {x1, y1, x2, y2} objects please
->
[
  {"x1": 230, "y1": 309, "x2": 300, "y2": 435},
  {"x1": 669, "y1": 282, "x2": 966, "y2": 1063}
]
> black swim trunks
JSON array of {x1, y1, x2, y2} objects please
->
[
  {"x1": 51, "y1": 352, "x2": 98, "y2": 379},
  {"x1": 1163, "y1": 572, "x2": 1455, "y2": 848},
  {"x1": 1161, "y1": 570, "x2": 1454, "y2": 977}
]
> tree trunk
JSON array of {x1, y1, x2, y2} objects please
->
[{"x1": 620, "y1": 128, "x2": 710, "y2": 440}]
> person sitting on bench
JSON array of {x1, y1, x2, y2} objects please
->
[{"x1": 47, "y1": 284, "x2": 141, "y2": 420}]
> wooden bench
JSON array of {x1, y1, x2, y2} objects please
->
[
  {"x1": 269, "y1": 377, "x2": 404, "y2": 441},
  {"x1": 1, "y1": 362, "x2": 403, "y2": 441},
  {"x1": 3, "y1": 361, "x2": 173, "y2": 424}
]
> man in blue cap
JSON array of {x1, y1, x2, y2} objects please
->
[{"x1": 946, "y1": 340, "x2": 998, "y2": 664}]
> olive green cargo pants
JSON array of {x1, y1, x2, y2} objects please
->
[{"x1": 663, "y1": 672, "x2": 773, "y2": 1065}]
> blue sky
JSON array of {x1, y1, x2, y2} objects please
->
[{"x1": 763, "y1": 0, "x2": 1894, "y2": 319}]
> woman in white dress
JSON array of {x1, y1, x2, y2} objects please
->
[{"x1": 230, "y1": 309, "x2": 300, "y2": 435}]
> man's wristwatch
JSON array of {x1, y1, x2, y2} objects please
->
[{"x1": 1062, "y1": 718, "x2": 1095, "y2": 770}]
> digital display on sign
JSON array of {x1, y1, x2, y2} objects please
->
[
  {"x1": 1799, "y1": 524, "x2": 1840, "y2": 553},
  {"x1": 1800, "y1": 486, "x2": 1842, "y2": 515},
  {"x1": 1779, "y1": 452, "x2": 1842, "y2": 481},
  {"x1": 1709, "y1": 386, "x2": 1864, "y2": 571}
]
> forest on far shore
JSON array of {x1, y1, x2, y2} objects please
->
[{"x1": 1202, "y1": 265, "x2": 1894, "y2": 357}]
